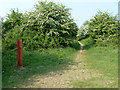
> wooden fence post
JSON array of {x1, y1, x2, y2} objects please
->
[{"x1": 16, "y1": 40, "x2": 23, "y2": 67}]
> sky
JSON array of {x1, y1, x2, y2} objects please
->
[{"x1": 0, "y1": 0, "x2": 119, "y2": 28}]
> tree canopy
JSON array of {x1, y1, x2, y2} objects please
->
[
  {"x1": 77, "y1": 11, "x2": 118, "y2": 46},
  {"x1": 2, "y1": 1, "x2": 78, "y2": 50}
]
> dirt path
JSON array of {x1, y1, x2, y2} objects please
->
[
  {"x1": 78, "y1": 41, "x2": 84, "y2": 52},
  {"x1": 20, "y1": 42, "x2": 113, "y2": 88}
]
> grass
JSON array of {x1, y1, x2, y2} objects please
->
[
  {"x1": 71, "y1": 38, "x2": 118, "y2": 88},
  {"x1": 2, "y1": 38, "x2": 118, "y2": 88},
  {"x1": 2, "y1": 47, "x2": 78, "y2": 88}
]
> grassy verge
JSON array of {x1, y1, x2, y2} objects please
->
[
  {"x1": 2, "y1": 47, "x2": 78, "y2": 88},
  {"x1": 72, "y1": 38, "x2": 118, "y2": 88}
]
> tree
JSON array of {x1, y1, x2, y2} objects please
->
[
  {"x1": 88, "y1": 11, "x2": 118, "y2": 45},
  {"x1": 2, "y1": 1, "x2": 78, "y2": 50},
  {"x1": 83, "y1": 20, "x2": 89, "y2": 26},
  {"x1": 77, "y1": 24, "x2": 89, "y2": 40},
  {"x1": 0, "y1": 17, "x2": 4, "y2": 38},
  {"x1": 77, "y1": 20, "x2": 89, "y2": 41},
  {"x1": 2, "y1": 9, "x2": 23, "y2": 35},
  {"x1": 0, "y1": 17, "x2": 2, "y2": 34}
]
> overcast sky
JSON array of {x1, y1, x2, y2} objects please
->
[{"x1": 0, "y1": 0, "x2": 119, "y2": 28}]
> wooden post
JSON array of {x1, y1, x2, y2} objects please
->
[{"x1": 16, "y1": 40, "x2": 23, "y2": 67}]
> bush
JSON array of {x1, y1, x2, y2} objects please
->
[
  {"x1": 77, "y1": 20, "x2": 90, "y2": 41},
  {"x1": 88, "y1": 11, "x2": 118, "y2": 45},
  {"x1": 2, "y1": 9, "x2": 23, "y2": 35},
  {"x1": 2, "y1": 1, "x2": 78, "y2": 50},
  {"x1": 77, "y1": 24, "x2": 89, "y2": 41}
]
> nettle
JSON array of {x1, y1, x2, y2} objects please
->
[{"x1": 2, "y1": 1, "x2": 78, "y2": 50}]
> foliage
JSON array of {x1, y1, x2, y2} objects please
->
[
  {"x1": 77, "y1": 24, "x2": 89, "y2": 40},
  {"x1": 69, "y1": 40, "x2": 80, "y2": 50},
  {"x1": 88, "y1": 11, "x2": 118, "y2": 45},
  {"x1": 2, "y1": 1, "x2": 78, "y2": 50},
  {"x1": 83, "y1": 20, "x2": 89, "y2": 26},
  {"x1": 2, "y1": 9, "x2": 23, "y2": 35},
  {"x1": 0, "y1": 17, "x2": 2, "y2": 50},
  {"x1": 77, "y1": 20, "x2": 90, "y2": 41},
  {"x1": 0, "y1": 17, "x2": 2, "y2": 36}
]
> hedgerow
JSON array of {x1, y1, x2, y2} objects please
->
[
  {"x1": 77, "y1": 11, "x2": 118, "y2": 46},
  {"x1": 88, "y1": 11, "x2": 118, "y2": 45},
  {"x1": 2, "y1": 1, "x2": 78, "y2": 50}
]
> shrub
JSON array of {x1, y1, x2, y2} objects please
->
[
  {"x1": 77, "y1": 24, "x2": 89, "y2": 41},
  {"x1": 88, "y1": 11, "x2": 118, "y2": 45},
  {"x1": 2, "y1": 1, "x2": 78, "y2": 50},
  {"x1": 2, "y1": 9, "x2": 23, "y2": 35}
]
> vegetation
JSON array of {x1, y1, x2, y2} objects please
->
[
  {"x1": 2, "y1": 1, "x2": 78, "y2": 50},
  {"x1": 0, "y1": 17, "x2": 2, "y2": 39},
  {"x1": 73, "y1": 11, "x2": 118, "y2": 88},
  {"x1": 2, "y1": 0, "x2": 118, "y2": 88},
  {"x1": 2, "y1": 39, "x2": 118, "y2": 88},
  {"x1": 0, "y1": 17, "x2": 1, "y2": 90},
  {"x1": 77, "y1": 24, "x2": 89, "y2": 40},
  {"x1": 2, "y1": 47, "x2": 78, "y2": 88},
  {"x1": 2, "y1": 9, "x2": 23, "y2": 35},
  {"x1": 71, "y1": 38, "x2": 118, "y2": 88},
  {"x1": 77, "y1": 11, "x2": 118, "y2": 46}
]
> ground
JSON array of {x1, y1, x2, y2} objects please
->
[{"x1": 14, "y1": 42, "x2": 116, "y2": 88}]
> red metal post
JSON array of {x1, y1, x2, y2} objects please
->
[{"x1": 16, "y1": 40, "x2": 23, "y2": 67}]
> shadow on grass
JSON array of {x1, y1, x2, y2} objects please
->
[
  {"x1": 2, "y1": 48, "x2": 77, "y2": 88},
  {"x1": 69, "y1": 41, "x2": 80, "y2": 50},
  {"x1": 83, "y1": 43, "x2": 95, "y2": 50}
]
